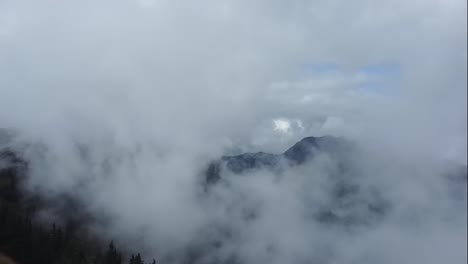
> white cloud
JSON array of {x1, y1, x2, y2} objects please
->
[
  {"x1": 0, "y1": 0, "x2": 465, "y2": 262},
  {"x1": 273, "y1": 119, "x2": 291, "y2": 134}
]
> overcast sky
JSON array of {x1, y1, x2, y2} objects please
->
[
  {"x1": 0, "y1": 0, "x2": 466, "y2": 263},
  {"x1": 0, "y1": 0, "x2": 466, "y2": 156}
]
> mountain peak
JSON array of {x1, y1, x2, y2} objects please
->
[
  {"x1": 283, "y1": 135, "x2": 340, "y2": 164},
  {"x1": 205, "y1": 136, "x2": 343, "y2": 183}
]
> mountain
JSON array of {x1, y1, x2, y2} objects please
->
[
  {"x1": 204, "y1": 136, "x2": 392, "y2": 226},
  {"x1": 206, "y1": 136, "x2": 349, "y2": 183},
  {"x1": 203, "y1": 136, "x2": 466, "y2": 228}
]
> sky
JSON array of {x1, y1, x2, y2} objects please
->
[{"x1": 0, "y1": 0, "x2": 466, "y2": 263}]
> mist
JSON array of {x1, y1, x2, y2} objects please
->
[{"x1": 0, "y1": 0, "x2": 466, "y2": 263}]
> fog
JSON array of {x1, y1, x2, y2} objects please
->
[{"x1": 0, "y1": 0, "x2": 466, "y2": 263}]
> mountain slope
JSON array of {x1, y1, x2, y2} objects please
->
[{"x1": 206, "y1": 136, "x2": 349, "y2": 183}]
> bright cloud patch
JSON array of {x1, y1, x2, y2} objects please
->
[{"x1": 273, "y1": 119, "x2": 291, "y2": 134}]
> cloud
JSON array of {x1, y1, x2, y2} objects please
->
[
  {"x1": 273, "y1": 119, "x2": 291, "y2": 134},
  {"x1": 0, "y1": 0, "x2": 466, "y2": 263}
]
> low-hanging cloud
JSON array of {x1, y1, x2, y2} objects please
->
[{"x1": 0, "y1": 0, "x2": 466, "y2": 263}]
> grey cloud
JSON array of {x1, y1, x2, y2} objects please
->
[{"x1": 0, "y1": 0, "x2": 466, "y2": 263}]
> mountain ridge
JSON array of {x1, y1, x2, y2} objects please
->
[{"x1": 205, "y1": 135, "x2": 348, "y2": 183}]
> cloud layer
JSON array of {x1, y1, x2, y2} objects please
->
[{"x1": 0, "y1": 0, "x2": 466, "y2": 263}]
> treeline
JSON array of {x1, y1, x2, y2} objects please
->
[
  {"x1": 0, "y1": 150, "x2": 156, "y2": 264},
  {"x1": 0, "y1": 210, "x2": 155, "y2": 264}
]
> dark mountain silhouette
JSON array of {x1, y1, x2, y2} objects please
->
[
  {"x1": 204, "y1": 135, "x2": 466, "y2": 229},
  {"x1": 206, "y1": 136, "x2": 350, "y2": 183}
]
